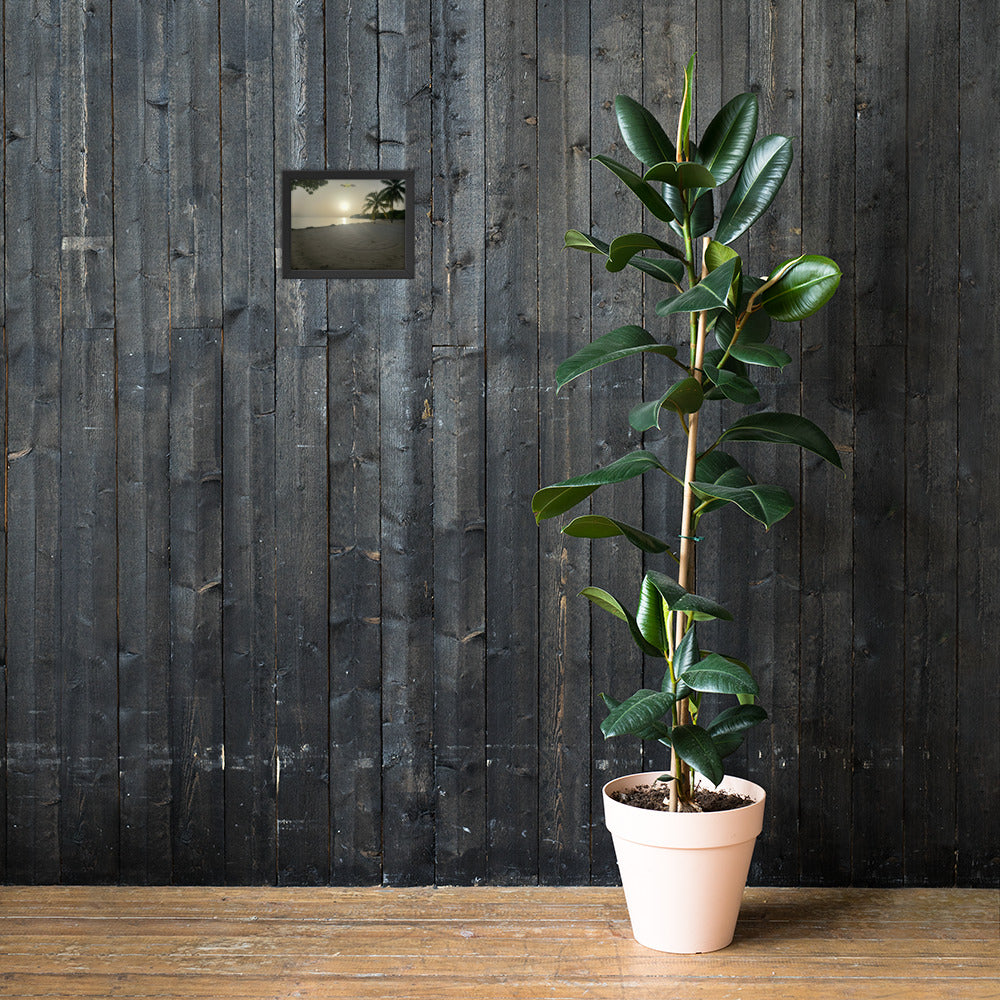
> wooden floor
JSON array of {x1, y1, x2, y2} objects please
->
[{"x1": 0, "y1": 887, "x2": 996, "y2": 999}]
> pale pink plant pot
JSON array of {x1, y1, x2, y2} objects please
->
[{"x1": 603, "y1": 771, "x2": 766, "y2": 953}]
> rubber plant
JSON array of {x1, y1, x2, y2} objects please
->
[{"x1": 533, "y1": 57, "x2": 842, "y2": 812}]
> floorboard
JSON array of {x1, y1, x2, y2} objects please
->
[{"x1": 0, "y1": 887, "x2": 995, "y2": 999}]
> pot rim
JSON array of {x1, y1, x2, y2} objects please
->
[{"x1": 602, "y1": 771, "x2": 766, "y2": 817}]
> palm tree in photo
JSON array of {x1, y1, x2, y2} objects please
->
[
  {"x1": 377, "y1": 178, "x2": 406, "y2": 218},
  {"x1": 363, "y1": 190, "x2": 386, "y2": 222}
]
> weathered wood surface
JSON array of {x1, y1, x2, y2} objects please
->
[
  {"x1": 0, "y1": 1, "x2": 996, "y2": 889},
  {"x1": 0, "y1": 887, "x2": 996, "y2": 999}
]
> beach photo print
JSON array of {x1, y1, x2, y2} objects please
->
[{"x1": 281, "y1": 170, "x2": 415, "y2": 278}]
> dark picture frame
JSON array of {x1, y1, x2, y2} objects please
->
[{"x1": 281, "y1": 169, "x2": 415, "y2": 278}]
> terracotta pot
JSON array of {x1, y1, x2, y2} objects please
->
[{"x1": 603, "y1": 771, "x2": 766, "y2": 953}]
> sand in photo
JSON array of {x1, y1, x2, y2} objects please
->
[{"x1": 289, "y1": 219, "x2": 406, "y2": 272}]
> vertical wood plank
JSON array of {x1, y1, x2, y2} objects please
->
[
  {"x1": 58, "y1": 329, "x2": 118, "y2": 882},
  {"x1": 536, "y1": 0, "x2": 592, "y2": 885},
  {"x1": 904, "y1": 0, "x2": 959, "y2": 886},
  {"x1": 4, "y1": 0, "x2": 63, "y2": 884},
  {"x1": 378, "y1": 0, "x2": 436, "y2": 887},
  {"x1": 113, "y1": 0, "x2": 173, "y2": 884},
  {"x1": 740, "y1": 0, "x2": 803, "y2": 885},
  {"x1": 586, "y1": 0, "x2": 645, "y2": 885},
  {"x1": 60, "y1": 0, "x2": 114, "y2": 329},
  {"x1": 957, "y1": 0, "x2": 1000, "y2": 890},
  {"x1": 484, "y1": 0, "x2": 539, "y2": 884},
  {"x1": 57, "y1": 0, "x2": 117, "y2": 885},
  {"x1": 168, "y1": 0, "x2": 223, "y2": 328},
  {"x1": 799, "y1": 0, "x2": 856, "y2": 885},
  {"x1": 272, "y1": 0, "x2": 330, "y2": 886},
  {"x1": 852, "y1": 0, "x2": 907, "y2": 886},
  {"x1": 169, "y1": 328, "x2": 225, "y2": 883},
  {"x1": 220, "y1": 0, "x2": 278, "y2": 885},
  {"x1": 431, "y1": 346, "x2": 487, "y2": 884},
  {"x1": 325, "y1": 0, "x2": 383, "y2": 887},
  {"x1": 430, "y1": 0, "x2": 488, "y2": 885}
]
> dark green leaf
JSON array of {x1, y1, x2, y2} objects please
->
[
  {"x1": 561, "y1": 515, "x2": 676, "y2": 557},
  {"x1": 606, "y1": 232, "x2": 685, "y2": 271},
  {"x1": 711, "y1": 731, "x2": 744, "y2": 759},
  {"x1": 600, "y1": 693, "x2": 671, "y2": 743},
  {"x1": 714, "y1": 308, "x2": 771, "y2": 350},
  {"x1": 671, "y1": 724, "x2": 724, "y2": 786},
  {"x1": 692, "y1": 450, "x2": 752, "y2": 514},
  {"x1": 707, "y1": 703, "x2": 768, "y2": 738},
  {"x1": 701, "y1": 349, "x2": 750, "y2": 401},
  {"x1": 628, "y1": 255, "x2": 686, "y2": 284},
  {"x1": 682, "y1": 653, "x2": 759, "y2": 696},
  {"x1": 644, "y1": 570, "x2": 734, "y2": 622},
  {"x1": 719, "y1": 412, "x2": 843, "y2": 469},
  {"x1": 636, "y1": 575, "x2": 669, "y2": 653},
  {"x1": 760, "y1": 255, "x2": 842, "y2": 321},
  {"x1": 690, "y1": 481, "x2": 794, "y2": 529},
  {"x1": 614, "y1": 95, "x2": 676, "y2": 166},
  {"x1": 672, "y1": 625, "x2": 700, "y2": 699},
  {"x1": 602, "y1": 689, "x2": 675, "y2": 739},
  {"x1": 727, "y1": 343, "x2": 792, "y2": 368},
  {"x1": 715, "y1": 134, "x2": 794, "y2": 244},
  {"x1": 583, "y1": 588, "x2": 663, "y2": 658},
  {"x1": 674, "y1": 625, "x2": 700, "y2": 677},
  {"x1": 654, "y1": 291, "x2": 681, "y2": 314},
  {"x1": 643, "y1": 160, "x2": 717, "y2": 188},
  {"x1": 695, "y1": 449, "x2": 746, "y2": 485},
  {"x1": 688, "y1": 188, "x2": 715, "y2": 239},
  {"x1": 698, "y1": 92, "x2": 759, "y2": 184},
  {"x1": 556, "y1": 325, "x2": 677, "y2": 390},
  {"x1": 702, "y1": 364, "x2": 760, "y2": 404},
  {"x1": 564, "y1": 229, "x2": 610, "y2": 255},
  {"x1": 629, "y1": 377, "x2": 704, "y2": 432},
  {"x1": 592, "y1": 155, "x2": 675, "y2": 223},
  {"x1": 663, "y1": 185, "x2": 686, "y2": 239},
  {"x1": 657, "y1": 258, "x2": 739, "y2": 316},
  {"x1": 532, "y1": 450, "x2": 666, "y2": 522}
]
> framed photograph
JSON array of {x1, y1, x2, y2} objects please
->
[{"x1": 281, "y1": 169, "x2": 414, "y2": 278}]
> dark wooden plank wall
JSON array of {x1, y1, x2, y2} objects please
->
[{"x1": 1, "y1": 0, "x2": 997, "y2": 888}]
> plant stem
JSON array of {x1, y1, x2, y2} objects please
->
[{"x1": 669, "y1": 237, "x2": 711, "y2": 812}]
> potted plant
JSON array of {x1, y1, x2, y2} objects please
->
[{"x1": 532, "y1": 57, "x2": 842, "y2": 953}]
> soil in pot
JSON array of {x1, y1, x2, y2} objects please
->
[{"x1": 609, "y1": 783, "x2": 753, "y2": 813}]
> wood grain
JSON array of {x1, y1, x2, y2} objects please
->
[
  {"x1": 430, "y1": 0, "x2": 489, "y2": 887},
  {"x1": 58, "y1": 329, "x2": 118, "y2": 882},
  {"x1": 4, "y1": 0, "x2": 63, "y2": 885},
  {"x1": 483, "y1": 0, "x2": 540, "y2": 884},
  {"x1": 587, "y1": 0, "x2": 647, "y2": 884},
  {"x1": 112, "y1": 0, "x2": 174, "y2": 885},
  {"x1": 904, "y1": 0, "x2": 960, "y2": 885},
  {"x1": 219, "y1": 0, "x2": 278, "y2": 885},
  {"x1": 325, "y1": 0, "x2": 383, "y2": 888},
  {"x1": 957, "y1": 0, "x2": 1000, "y2": 889},
  {"x1": 272, "y1": 0, "x2": 330, "y2": 887},
  {"x1": 0, "y1": 887, "x2": 995, "y2": 999},
  {"x1": 377, "y1": 0, "x2": 436, "y2": 887},
  {"x1": 798, "y1": 0, "x2": 856, "y2": 886},
  {"x1": 0, "y1": 0, "x2": 997, "y2": 890},
  {"x1": 169, "y1": 328, "x2": 225, "y2": 883},
  {"x1": 537, "y1": 0, "x2": 593, "y2": 885},
  {"x1": 852, "y1": 0, "x2": 908, "y2": 887}
]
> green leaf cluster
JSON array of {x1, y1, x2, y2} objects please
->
[{"x1": 533, "y1": 57, "x2": 841, "y2": 803}]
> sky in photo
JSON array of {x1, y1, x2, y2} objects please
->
[{"x1": 290, "y1": 177, "x2": 403, "y2": 227}]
